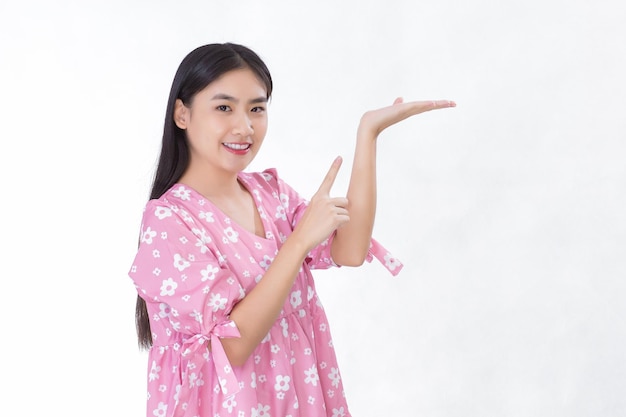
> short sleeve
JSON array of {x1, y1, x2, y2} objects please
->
[
  {"x1": 264, "y1": 168, "x2": 403, "y2": 275},
  {"x1": 128, "y1": 200, "x2": 244, "y2": 339}
]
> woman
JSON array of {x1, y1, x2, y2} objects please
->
[{"x1": 129, "y1": 42, "x2": 455, "y2": 417}]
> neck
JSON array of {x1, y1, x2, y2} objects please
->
[{"x1": 178, "y1": 165, "x2": 243, "y2": 199}]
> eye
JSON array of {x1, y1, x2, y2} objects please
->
[
  {"x1": 251, "y1": 106, "x2": 266, "y2": 113},
  {"x1": 216, "y1": 105, "x2": 231, "y2": 112}
]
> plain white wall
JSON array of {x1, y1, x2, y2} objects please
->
[{"x1": 1, "y1": 1, "x2": 625, "y2": 416}]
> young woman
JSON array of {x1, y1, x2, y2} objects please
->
[{"x1": 128, "y1": 42, "x2": 455, "y2": 417}]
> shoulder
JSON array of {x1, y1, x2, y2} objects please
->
[
  {"x1": 140, "y1": 184, "x2": 201, "y2": 228},
  {"x1": 240, "y1": 168, "x2": 279, "y2": 186},
  {"x1": 239, "y1": 168, "x2": 291, "y2": 195}
]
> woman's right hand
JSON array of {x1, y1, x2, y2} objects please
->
[{"x1": 292, "y1": 156, "x2": 350, "y2": 253}]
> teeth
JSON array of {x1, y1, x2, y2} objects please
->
[{"x1": 223, "y1": 143, "x2": 250, "y2": 150}]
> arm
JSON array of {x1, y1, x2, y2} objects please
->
[
  {"x1": 223, "y1": 159, "x2": 349, "y2": 366},
  {"x1": 331, "y1": 98, "x2": 456, "y2": 266}
]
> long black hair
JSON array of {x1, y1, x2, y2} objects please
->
[{"x1": 135, "y1": 42, "x2": 273, "y2": 349}]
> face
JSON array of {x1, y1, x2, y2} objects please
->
[{"x1": 174, "y1": 68, "x2": 269, "y2": 178}]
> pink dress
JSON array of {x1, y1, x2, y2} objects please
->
[{"x1": 128, "y1": 169, "x2": 403, "y2": 417}]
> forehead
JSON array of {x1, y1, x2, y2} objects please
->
[{"x1": 200, "y1": 68, "x2": 267, "y2": 99}]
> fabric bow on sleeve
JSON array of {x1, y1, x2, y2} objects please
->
[{"x1": 173, "y1": 320, "x2": 241, "y2": 417}]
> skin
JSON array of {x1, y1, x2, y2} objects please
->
[{"x1": 174, "y1": 68, "x2": 456, "y2": 366}]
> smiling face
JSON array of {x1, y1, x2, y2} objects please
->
[{"x1": 174, "y1": 67, "x2": 269, "y2": 181}]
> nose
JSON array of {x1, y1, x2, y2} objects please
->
[{"x1": 232, "y1": 113, "x2": 254, "y2": 137}]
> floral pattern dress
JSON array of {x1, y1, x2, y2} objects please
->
[{"x1": 128, "y1": 168, "x2": 403, "y2": 417}]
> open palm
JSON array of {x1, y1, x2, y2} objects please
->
[{"x1": 359, "y1": 97, "x2": 456, "y2": 137}]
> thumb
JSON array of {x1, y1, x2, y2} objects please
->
[{"x1": 316, "y1": 156, "x2": 342, "y2": 195}]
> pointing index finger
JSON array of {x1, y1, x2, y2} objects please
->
[{"x1": 317, "y1": 156, "x2": 343, "y2": 195}]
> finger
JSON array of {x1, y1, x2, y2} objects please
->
[
  {"x1": 393, "y1": 97, "x2": 404, "y2": 105},
  {"x1": 400, "y1": 99, "x2": 456, "y2": 116},
  {"x1": 334, "y1": 207, "x2": 349, "y2": 217},
  {"x1": 330, "y1": 197, "x2": 349, "y2": 208},
  {"x1": 427, "y1": 99, "x2": 456, "y2": 110},
  {"x1": 317, "y1": 156, "x2": 342, "y2": 195}
]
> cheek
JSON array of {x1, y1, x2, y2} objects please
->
[{"x1": 254, "y1": 119, "x2": 269, "y2": 138}]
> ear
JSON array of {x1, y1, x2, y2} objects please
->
[{"x1": 174, "y1": 99, "x2": 189, "y2": 129}]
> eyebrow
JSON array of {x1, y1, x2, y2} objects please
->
[{"x1": 210, "y1": 93, "x2": 268, "y2": 104}]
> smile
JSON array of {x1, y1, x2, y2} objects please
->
[{"x1": 223, "y1": 142, "x2": 251, "y2": 154}]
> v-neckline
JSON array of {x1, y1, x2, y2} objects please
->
[{"x1": 173, "y1": 174, "x2": 272, "y2": 241}]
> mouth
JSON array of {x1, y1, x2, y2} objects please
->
[{"x1": 223, "y1": 142, "x2": 251, "y2": 154}]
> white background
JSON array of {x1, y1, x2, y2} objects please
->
[{"x1": 1, "y1": 1, "x2": 625, "y2": 416}]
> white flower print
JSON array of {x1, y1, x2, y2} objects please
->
[
  {"x1": 141, "y1": 227, "x2": 157, "y2": 244},
  {"x1": 327, "y1": 389, "x2": 335, "y2": 398},
  {"x1": 258, "y1": 374, "x2": 267, "y2": 383},
  {"x1": 194, "y1": 229, "x2": 212, "y2": 253},
  {"x1": 270, "y1": 344, "x2": 280, "y2": 354},
  {"x1": 158, "y1": 303, "x2": 170, "y2": 318},
  {"x1": 173, "y1": 254, "x2": 190, "y2": 271},
  {"x1": 275, "y1": 204, "x2": 286, "y2": 221},
  {"x1": 280, "y1": 318, "x2": 289, "y2": 337},
  {"x1": 259, "y1": 255, "x2": 274, "y2": 270},
  {"x1": 304, "y1": 365, "x2": 319, "y2": 386},
  {"x1": 199, "y1": 211, "x2": 215, "y2": 222},
  {"x1": 308, "y1": 396, "x2": 315, "y2": 405},
  {"x1": 274, "y1": 375, "x2": 290, "y2": 392},
  {"x1": 254, "y1": 241, "x2": 263, "y2": 250},
  {"x1": 224, "y1": 226, "x2": 239, "y2": 243},
  {"x1": 201, "y1": 264, "x2": 219, "y2": 281},
  {"x1": 160, "y1": 231, "x2": 167, "y2": 239},
  {"x1": 154, "y1": 206, "x2": 172, "y2": 219},
  {"x1": 279, "y1": 192, "x2": 289, "y2": 208},
  {"x1": 290, "y1": 290, "x2": 302, "y2": 308},
  {"x1": 152, "y1": 402, "x2": 167, "y2": 417},
  {"x1": 384, "y1": 252, "x2": 401, "y2": 271},
  {"x1": 319, "y1": 323, "x2": 327, "y2": 332},
  {"x1": 304, "y1": 348, "x2": 312, "y2": 355},
  {"x1": 149, "y1": 361, "x2": 161, "y2": 381},
  {"x1": 171, "y1": 186, "x2": 191, "y2": 200},
  {"x1": 251, "y1": 372, "x2": 257, "y2": 388},
  {"x1": 328, "y1": 367, "x2": 341, "y2": 388},
  {"x1": 190, "y1": 309, "x2": 203, "y2": 324},
  {"x1": 188, "y1": 371, "x2": 204, "y2": 388},
  {"x1": 252, "y1": 403, "x2": 270, "y2": 417},
  {"x1": 319, "y1": 361, "x2": 327, "y2": 369},
  {"x1": 223, "y1": 397, "x2": 237, "y2": 413},
  {"x1": 158, "y1": 384, "x2": 167, "y2": 392},
  {"x1": 160, "y1": 278, "x2": 177, "y2": 296},
  {"x1": 332, "y1": 407, "x2": 346, "y2": 417},
  {"x1": 262, "y1": 172, "x2": 273, "y2": 181},
  {"x1": 208, "y1": 293, "x2": 227, "y2": 312},
  {"x1": 152, "y1": 268, "x2": 161, "y2": 276},
  {"x1": 152, "y1": 249, "x2": 160, "y2": 258}
]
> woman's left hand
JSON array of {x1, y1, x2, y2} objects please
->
[{"x1": 358, "y1": 98, "x2": 456, "y2": 138}]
